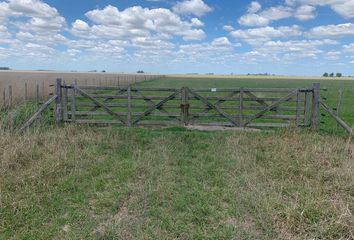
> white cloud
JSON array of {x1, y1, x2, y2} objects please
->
[
  {"x1": 0, "y1": 25, "x2": 11, "y2": 44},
  {"x1": 172, "y1": 0, "x2": 212, "y2": 17},
  {"x1": 325, "y1": 51, "x2": 341, "y2": 60},
  {"x1": 175, "y1": 37, "x2": 237, "y2": 64},
  {"x1": 238, "y1": 13, "x2": 269, "y2": 27},
  {"x1": 230, "y1": 25, "x2": 302, "y2": 45},
  {"x1": 237, "y1": 39, "x2": 339, "y2": 63},
  {"x1": 77, "y1": 5, "x2": 206, "y2": 41},
  {"x1": 307, "y1": 23, "x2": 354, "y2": 38},
  {"x1": 248, "y1": 1, "x2": 262, "y2": 13},
  {"x1": 343, "y1": 43, "x2": 354, "y2": 53},
  {"x1": 211, "y1": 37, "x2": 232, "y2": 47},
  {"x1": 261, "y1": 6, "x2": 293, "y2": 21},
  {"x1": 239, "y1": 5, "x2": 293, "y2": 27},
  {"x1": 223, "y1": 25, "x2": 234, "y2": 31},
  {"x1": 8, "y1": 0, "x2": 60, "y2": 19},
  {"x1": 287, "y1": 0, "x2": 354, "y2": 18},
  {"x1": 239, "y1": 0, "x2": 354, "y2": 27},
  {"x1": 294, "y1": 5, "x2": 316, "y2": 20}
]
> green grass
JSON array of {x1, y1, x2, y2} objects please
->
[
  {"x1": 0, "y1": 77, "x2": 353, "y2": 239},
  {"x1": 0, "y1": 126, "x2": 353, "y2": 239}
]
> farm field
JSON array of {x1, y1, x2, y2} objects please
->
[
  {"x1": 0, "y1": 70, "x2": 162, "y2": 106},
  {"x1": 0, "y1": 76, "x2": 353, "y2": 239}
]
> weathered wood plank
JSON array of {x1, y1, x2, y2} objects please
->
[
  {"x1": 55, "y1": 79, "x2": 62, "y2": 123},
  {"x1": 243, "y1": 90, "x2": 298, "y2": 126},
  {"x1": 71, "y1": 85, "x2": 76, "y2": 123},
  {"x1": 75, "y1": 87, "x2": 127, "y2": 125},
  {"x1": 127, "y1": 86, "x2": 132, "y2": 127},
  {"x1": 62, "y1": 86, "x2": 68, "y2": 121},
  {"x1": 132, "y1": 90, "x2": 181, "y2": 125},
  {"x1": 90, "y1": 89, "x2": 127, "y2": 112},
  {"x1": 311, "y1": 83, "x2": 320, "y2": 130},
  {"x1": 74, "y1": 95, "x2": 304, "y2": 102},
  {"x1": 134, "y1": 89, "x2": 180, "y2": 121},
  {"x1": 335, "y1": 89, "x2": 343, "y2": 129},
  {"x1": 304, "y1": 92, "x2": 311, "y2": 126},
  {"x1": 320, "y1": 101, "x2": 353, "y2": 135},
  {"x1": 188, "y1": 88, "x2": 239, "y2": 127}
]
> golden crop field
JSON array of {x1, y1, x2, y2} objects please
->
[{"x1": 0, "y1": 71, "x2": 162, "y2": 106}]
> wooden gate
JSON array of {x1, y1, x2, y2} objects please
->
[
  {"x1": 57, "y1": 81, "x2": 319, "y2": 128},
  {"x1": 20, "y1": 80, "x2": 353, "y2": 134},
  {"x1": 61, "y1": 85, "x2": 183, "y2": 126},
  {"x1": 185, "y1": 87, "x2": 314, "y2": 128}
]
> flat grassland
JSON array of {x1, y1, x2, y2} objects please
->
[{"x1": 0, "y1": 76, "x2": 353, "y2": 239}]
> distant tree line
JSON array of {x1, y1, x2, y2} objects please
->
[
  {"x1": 323, "y1": 72, "x2": 342, "y2": 77},
  {"x1": 0, "y1": 67, "x2": 11, "y2": 70}
]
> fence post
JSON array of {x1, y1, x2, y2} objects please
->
[
  {"x1": 304, "y1": 91, "x2": 311, "y2": 126},
  {"x1": 127, "y1": 86, "x2": 132, "y2": 127},
  {"x1": 3, "y1": 89, "x2": 6, "y2": 108},
  {"x1": 239, "y1": 87, "x2": 244, "y2": 127},
  {"x1": 71, "y1": 84, "x2": 76, "y2": 123},
  {"x1": 55, "y1": 78, "x2": 62, "y2": 123},
  {"x1": 36, "y1": 84, "x2": 40, "y2": 103},
  {"x1": 24, "y1": 82, "x2": 28, "y2": 101},
  {"x1": 62, "y1": 82, "x2": 68, "y2": 122},
  {"x1": 336, "y1": 89, "x2": 343, "y2": 129},
  {"x1": 311, "y1": 83, "x2": 320, "y2": 130},
  {"x1": 181, "y1": 87, "x2": 189, "y2": 126},
  {"x1": 295, "y1": 89, "x2": 300, "y2": 126},
  {"x1": 9, "y1": 85, "x2": 12, "y2": 107}
]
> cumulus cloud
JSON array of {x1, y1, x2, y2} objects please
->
[
  {"x1": 239, "y1": 0, "x2": 353, "y2": 27},
  {"x1": 343, "y1": 43, "x2": 354, "y2": 53},
  {"x1": 294, "y1": 5, "x2": 316, "y2": 21},
  {"x1": 230, "y1": 25, "x2": 302, "y2": 45},
  {"x1": 73, "y1": 5, "x2": 206, "y2": 41},
  {"x1": 286, "y1": 0, "x2": 354, "y2": 18},
  {"x1": 248, "y1": 1, "x2": 262, "y2": 13},
  {"x1": 238, "y1": 13, "x2": 269, "y2": 27},
  {"x1": 0, "y1": 25, "x2": 11, "y2": 44},
  {"x1": 307, "y1": 23, "x2": 354, "y2": 38},
  {"x1": 239, "y1": 4, "x2": 295, "y2": 27},
  {"x1": 4, "y1": 0, "x2": 66, "y2": 33},
  {"x1": 172, "y1": 0, "x2": 212, "y2": 17}
]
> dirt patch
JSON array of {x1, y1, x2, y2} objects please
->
[
  {"x1": 93, "y1": 194, "x2": 132, "y2": 236},
  {"x1": 186, "y1": 125, "x2": 261, "y2": 132},
  {"x1": 221, "y1": 216, "x2": 261, "y2": 237}
]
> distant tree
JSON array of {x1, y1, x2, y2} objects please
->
[
  {"x1": 137, "y1": 70, "x2": 144, "y2": 73},
  {"x1": 336, "y1": 73, "x2": 342, "y2": 77},
  {"x1": 0, "y1": 67, "x2": 11, "y2": 70},
  {"x1": 323, "y1": 72, "x2": 329, "y2": 77},
  {"x1": 329, "y1": 72, "x2": 334, "y2": 77},
  {"x1": 102, "y1": 70, "x2": 106, "y2": 73}
]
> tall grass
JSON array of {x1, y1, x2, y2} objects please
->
[
  {"x1": 0, "y1": 124, "x2": 353, "y2": 239},
  {"x1": 0, "y1": 102, "x2": 53, "y2": 132}
]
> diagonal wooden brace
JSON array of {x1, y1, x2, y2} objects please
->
[{"x1": 76, "y1": 87, "x2": 126, "y2": 125}]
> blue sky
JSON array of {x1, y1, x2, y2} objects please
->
[{"x1": 1, "y1": 0, "x2": 354, "y2": 76}]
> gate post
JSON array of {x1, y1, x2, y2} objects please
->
[
  {"x1": 181, "y1": 87, "x2": 189, "y2": 126},
  {"x1": 311, "y1": 83, "x2": 320, "y2": 130},
  {"x1": 55, "y1": 78, "x2": 62, "y2": 123},
  {"x1": 127, "y1": 86, "x2": 132, "y2": 127}
]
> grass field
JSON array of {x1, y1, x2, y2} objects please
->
[{"x1": 0, "y1": 76, "x2": 353, "y2": 239}]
